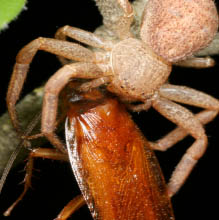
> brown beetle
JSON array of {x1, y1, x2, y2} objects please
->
[
  {"x1": 2, "y1": 86, "x2": 174, "y2": 219},
  {"x1": 3, "y1": 83, "x2": 218, "y2": 219}
]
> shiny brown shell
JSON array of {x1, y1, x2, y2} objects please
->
[{"x1": 65, "y1": 90, "x2": 174, "y2": 220}]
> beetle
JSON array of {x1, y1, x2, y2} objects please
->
[
  {"x1": 64, "y1": 87, "x2": 176, "y2": 220},
  {"x1": 2, "y1": 85, "x2": 174, "y2": 219},
  {"x1": 2, "y1": 82, "x2": 218, "y2": 219}
]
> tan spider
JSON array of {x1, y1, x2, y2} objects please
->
[{"x1": 6, "y1": 0, "x2": 219, "y2": 198}]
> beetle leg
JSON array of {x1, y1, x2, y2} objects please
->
[
  {"x1": 21, "y1": 133, "x2": 44, "y2": 140},
  {"x1": 152, "y1": 96, "x2": 208, "y2": 197},
  {"x1": 150, "y1": 110, "x2": 218, "y2": 151},
  {"x1": 4, "y1": 148, "x2": 68, "y2": 217},
  {"x1": 7, "y1": 37, "x2": 96, "y2": 135},
  {"x1": 159, "y1": 84, "x2": 219, "y2": 110},
  {"x1": 174, "y1": 56, "x2": 215, "y2": 68},
  {"x1": 55, "y1": 195, "x2": 85, "y2": 220},
  {"x1": 42, "y1": 62, "x2": 109, "y2": 153}
]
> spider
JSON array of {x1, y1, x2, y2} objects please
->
[{"x1": 6, "y1": 0, "x2": 219, "y2": 198}]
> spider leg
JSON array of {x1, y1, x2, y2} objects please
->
[
  {"x1": 55, "y1": 195, "x2": 85, "y2": 220},
  {"x1": 4, "y1": 148, "x2": 68, "y2": 217},
  {"x1": 7, "y1": 37, "x2": 96, "y2": 135},
  {"x1": 55, "y1": 26, "x2": 113, "y2": 50},
  {"x1": 95, "y1": 0, "x2": 134, "y2": 39},
  {"x1": 42, "y1": 62, "x2": 109, "y2": 152},
  {"x1": 152, "y1": 96, "x2": 208, "y2": 197},
  {"x1": 150, "y1": 110, "x2": 218, "y2": 151},
  {"x1": 175, "y1": 56, "x2": 215, "y2": 68},
  {"x1": 159, "y1": 84, "x2": 219, "y2": 110},
  {"x1": 55, "y1": 26, "x2": 114, "y2": 65},
  {"x1": 114, "y1": 0, "x2": 134, "y2": 39}
]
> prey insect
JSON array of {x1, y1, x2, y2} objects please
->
[
  {"x1": 2, "y1": 86, "x2": 175, "y2": 219},
  {"x1": 65, "y1": 86, "x2": 175, "y2": 220},
  {"x1": 1, "y1": 84, "x2": 217, "y2": 219}
]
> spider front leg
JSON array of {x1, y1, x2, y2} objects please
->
[
  {"x1": 7, "y1": 37, "x2": 98, "y2": 136},
  {"x1": 152, "y1": 96, "x2": 210, "y2": 197},
  {"x1": 150, "y1": 110, "x2": 218, "y2": 152},
  {"x1": 55, "y1": 26, "x2": 114, "y2": 65},
  {"x1": 150, "y1": 85, "x2": 219, "y2": 196},
  {"x1": 42, "y1": 62, "x2": 109, "y2": 152},
  {"x1": 55, "y1": 26, "x2": 113, "y2": 50},
  {"x1": 56, "y1": 0, "x2": 133, "y2": 43}
]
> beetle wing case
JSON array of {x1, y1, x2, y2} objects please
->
[{"x1": 65, "y1": 89, "x2": 174, "y2": 220}]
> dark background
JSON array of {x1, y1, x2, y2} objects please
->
[{"x1": 0, "y1": 0, "x2": 218, "y2": 219}]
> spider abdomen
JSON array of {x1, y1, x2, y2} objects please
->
[{"x1": 141, "y1": 0, "x2": 218, "y2": 62}]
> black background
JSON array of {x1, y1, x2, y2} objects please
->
[{"x1": 0, "y1": 0, "x2": 218, "y2": 219}]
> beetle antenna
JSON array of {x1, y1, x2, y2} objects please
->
[{"x1": 0, "y1": 112, "x2": 41, "y2": 194}]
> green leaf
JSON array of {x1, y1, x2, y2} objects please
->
[{"x1": 0, "y1": 0, "x2": 27, "y2": 30}]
